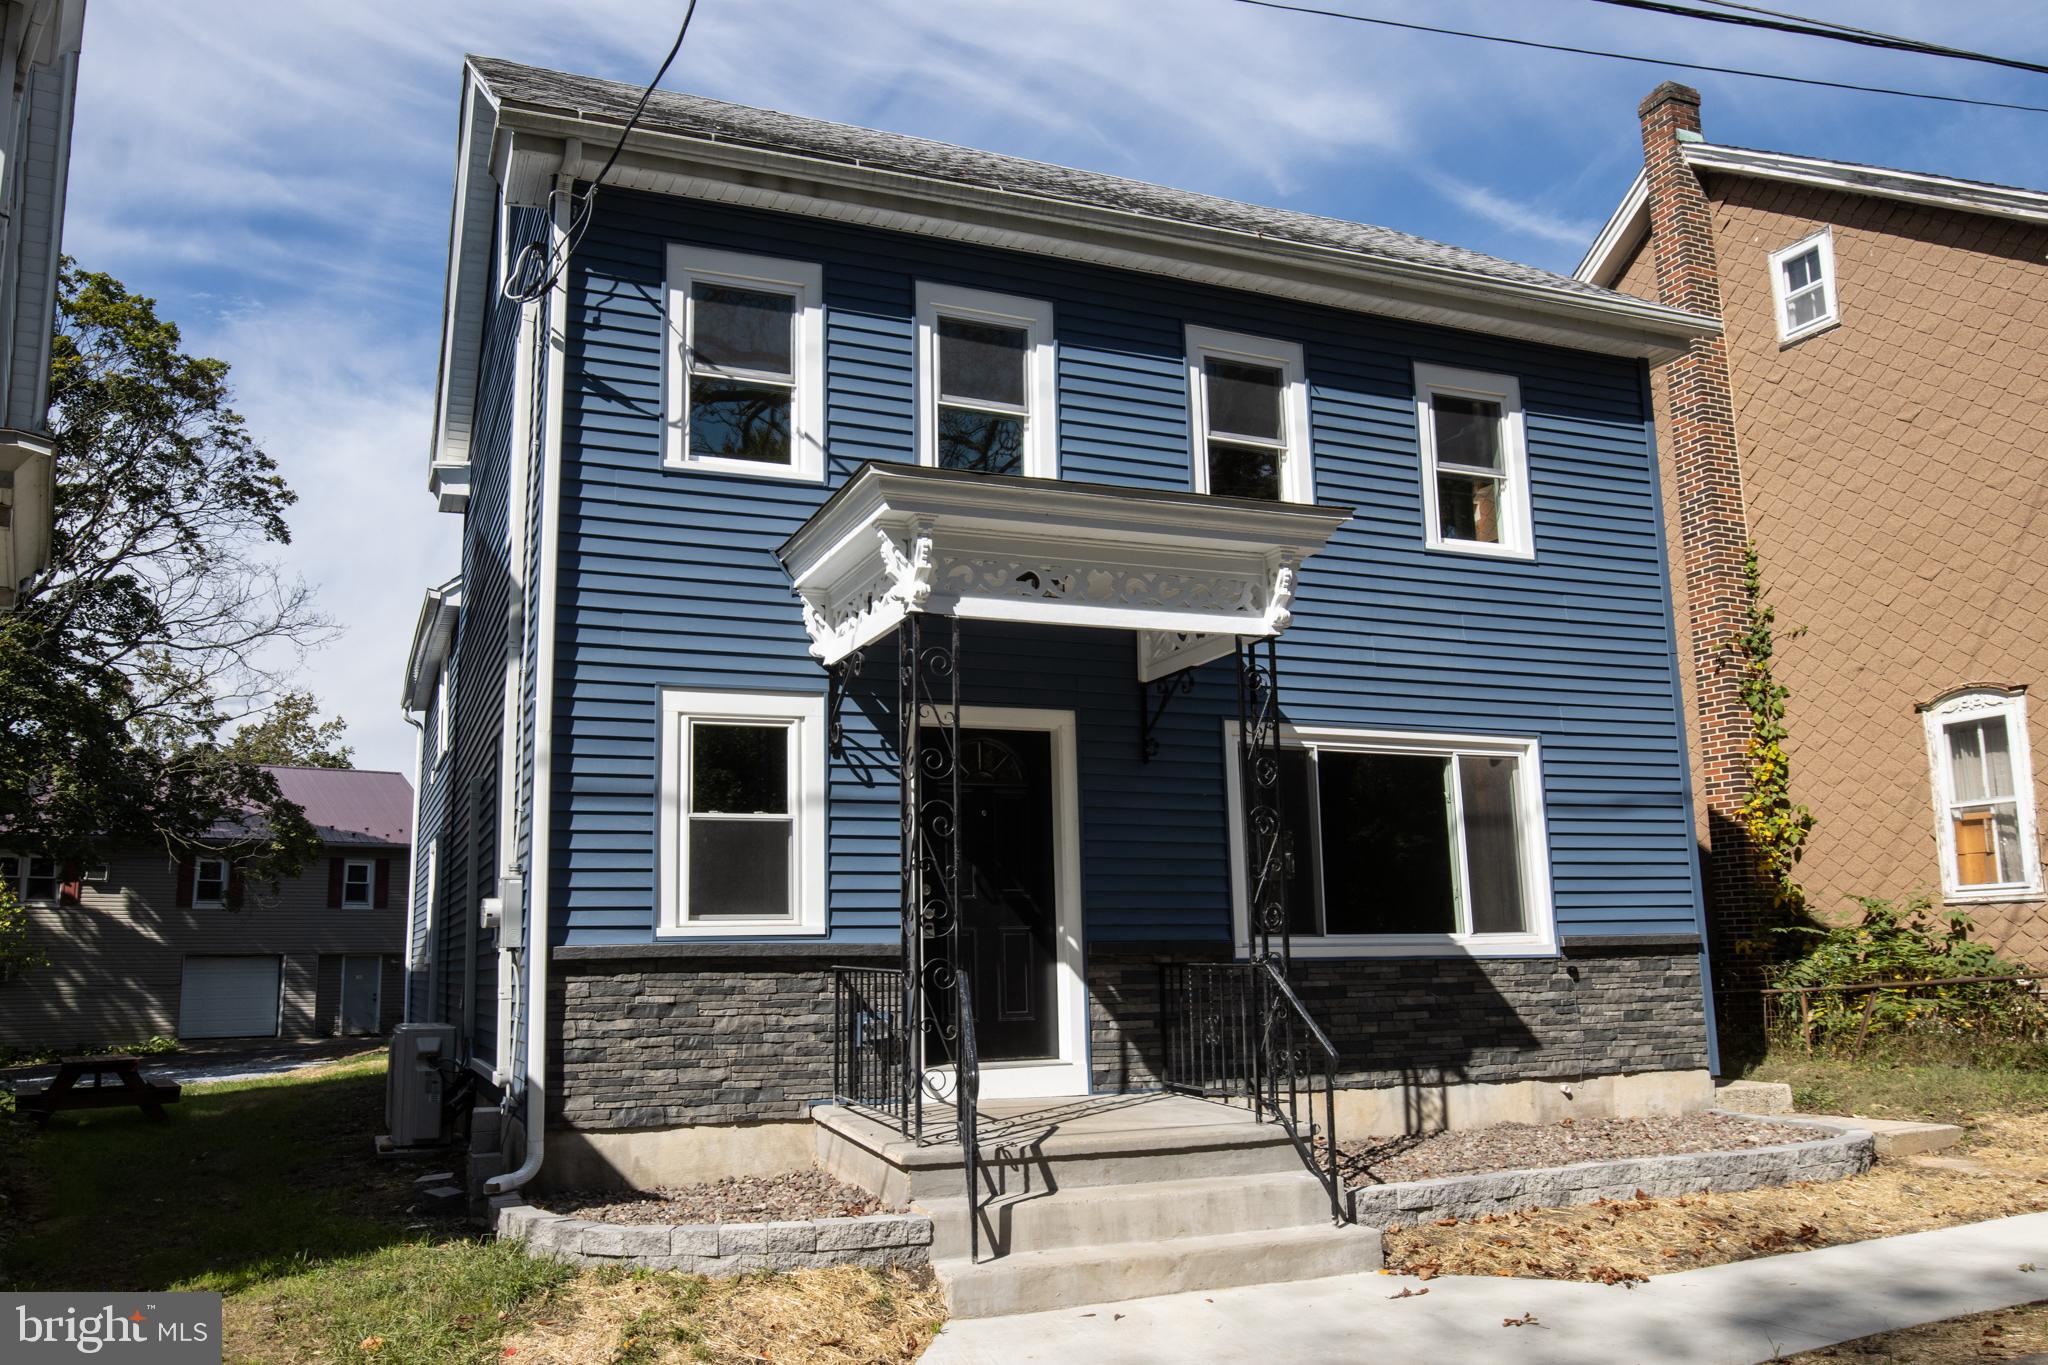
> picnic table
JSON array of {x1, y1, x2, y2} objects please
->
[{"x1": 13, "y1": 1054, "x2": 181, "y2": 1123}]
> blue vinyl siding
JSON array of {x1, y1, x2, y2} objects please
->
[
  {"x1": 405, "y1": 677, "x2": 451, "y2": 1022},
  {"x1": 543, "y1": 189, "x2": 1701, "y2": 949}
]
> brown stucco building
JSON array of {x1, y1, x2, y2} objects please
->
[{"x1": 1581, "y1": 84, "x2": 2048, "y2": 1013}]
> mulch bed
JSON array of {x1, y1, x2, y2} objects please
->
[
  {"x1": 536, "y1": 1169, "x2": 894, "y2": 1226},
  {"x1": 1337, "y1": 1112, "x2": 1822, "y2": 1185}
]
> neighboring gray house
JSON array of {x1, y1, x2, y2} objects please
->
[
  {"x1": 0, "y1": 0, "x2": 83, "y2": 610},
  {"x1": 0, "y1": 765, "x2": 414, "y2": 1052}
]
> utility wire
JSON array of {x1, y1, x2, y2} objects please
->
[
  {"x1": 505, "y1": 0, "x2": 700, "y2": 303},
  {"x1": 1219, "y1": 0, "x2": 2048, "y2": 115},
  {"x1": 1583, "y1": 0, "x2": 2048, "y2": 80}
]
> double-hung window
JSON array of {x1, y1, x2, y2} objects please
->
[
  {"x1": 666, "y1": 245, "x2": 825, "y2": 480},
  {"x1": 1227, "y1": 727, "x2": 1554, "y2": 955},
  {"x1": 0, "y1": 855, "x2": 58, "y2": 902},
  {"x1": 659, "y1": 689, "x2": 826, "y2": 936},
  {"x1": 1186, "y1": 326, "x2": 1311, "y2": 503},
  {"x1": 1416, "y1": 363, "x2": 1532, "y2": 558},
  {"x1": 1924, "y1": 689, "x2": 2041, "y2": 901},
  {"x1": 915, "y1": 283, "x2": 1056, "y2": 479},
  {"x1": 193, "y1": 856, "x2": 230, "y2": 908},
  {"x1": 341, "y1": 859, "x2": 374, "y2": 908},
  {"x1": 1768, "y1": 229, "x2": 1838, "y2": 344}
]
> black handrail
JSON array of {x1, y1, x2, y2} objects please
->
[
  {"x1": 1163, "y1": 958, "x2": 1347, "y2": 1224},
  {"x1": 1253, "y1": 957, "x2": 1344, "y2": 1224},
  {"x1": 831, "y1": 965, "x2": 908, "y2": 1131},
  {"x1": 954, "y1": 970, "x2": 985, "y2": 1262}
]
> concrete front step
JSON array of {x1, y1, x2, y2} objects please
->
[
  {"x1": 1800, "y1": 1114, "x2": 1963, "y2": 1158},
  {"x1": 1714, "y1": 1079, "x2": 1795, "y2": 1114},
  {"x1": 814, "y1": 1097, "x2": 1305, "y2": 1205},
  {"x1": 934, "y1": 1221, "x2": 1382, "y2": 1319},
  {"x1": 919, "y1": 1171, "x2": 1340, "y2": 1261}
]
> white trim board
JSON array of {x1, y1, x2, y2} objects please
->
[
  {"x1": 1185, "y1": 324, "x2": 1313, "y2": 505},
  {"x1": 915, "y1": 282, "x2": 1058, "y2": 480}
]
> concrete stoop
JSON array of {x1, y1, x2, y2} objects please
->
[{"x1": 813, "y1": 1096, "x2": 1382, "y2": 1318}]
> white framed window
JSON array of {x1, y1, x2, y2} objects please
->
[
  {"x1": 664, "y1": 245, "x2": 825, "y2": 480},
  {"x1": 434, "y1": 665, "x2": 452, "y2": 760},
  {"x1": 1923, "y1": 688, "x2": 2041, "y2": 902},
  {"x1": 915, "y1": 282, "x2": 1057, "y2": 479},
  {"x1": 0, "y1": 854, "x2": 58, "y2": 903},
  {"x1": 193, "y1": 857, "x2": 230, "y2": 909},
  {"x1": 1186, "y1": 325, "x2": 1312, "y2": 503},
  {"x1": 341, "y1": 859, "x2": 375, "y2": 909},
  {"x1": 1768, "y1": 228, "x2": 1839, "y2": 344},
  {"x1": 1223, "y1": 724, "x2": 1556, "y2": 957},
  {"x1": 658, "y1": 688, "x2": 827, "y2": 936},
  {"x1": 1415, "y1": 363, "x2": 1533, "y2": 559}
]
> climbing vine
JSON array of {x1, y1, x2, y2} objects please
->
[{"x1": 1731, "y1": 544, "x2": 1814, "y2": 955}]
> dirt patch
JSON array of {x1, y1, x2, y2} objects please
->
[
  {"x1": 500, "y1": 1264, "x2": 946, "y2": 1364},
  {"x1": 537, "y1": 1169, "x2": 893, "y2": 1225},
  {"x1": 1339, "y1": 1112, "x2": 1822, "y2": 1185},
  {"x1": 1780, "y1": 1299, "x2": 2048, "y2": 1362},
  {"x1": 1385, "y1": 1114, "x2": 2048, "y2": 1284}
]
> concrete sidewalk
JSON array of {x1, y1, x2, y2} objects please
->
[{"x1": 924, "y1": 1211, "x2": 2048, "y2": 1365}]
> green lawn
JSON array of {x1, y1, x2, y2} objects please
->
[
  {"x1": 1746, "y1": 1051, "x2": 2048, "y2": 1127},
  {"x1": 2, "y1": 1053, "x2": 946, "y2": 1364},
  {"x1": 3, "y1": 1053, "x2": 574, "y2": 1363}
]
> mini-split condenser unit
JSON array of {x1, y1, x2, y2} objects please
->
[{"x1": 384, "y1": 1021, "x2": 457, "y2": 1147}]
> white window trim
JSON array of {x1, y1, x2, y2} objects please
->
[
  {"x1": 915, "y1": 282, "x2": 1058, "y2": 479},
  {"x1": 1923, "y1": 688, "x2": 2042, "y2": 903},
  {"x1": 1221, "y1": 722, "x2": 1557, "y2": 958},
  {"x1": 341, "y1": 858, "x2": 376, "y2": 908},
  {"x1": 1768, "y1": 227, "x2": 1840, "y2": 345},
  {"x1": 0, "y1": 853, "x2": 59, "y2": 904},
  {"x1": 1415, "y1": 363, "x2": 1534, "y2": 560},
  {"x1": 1185, "y1": 324, "x2": 1313, "y2": 504},
  {"x1": 657, "y1": 688, "x2": 827, "y2": 938},
  {"x1": 663, "y1": 244, "x2": 825, "y2": 481},
  {"x1": 434, "y1": 664, "x2": 452, "y2": 763},
  {"x1": 193, "y1": 856, "x2": 230, "y2": 910}
]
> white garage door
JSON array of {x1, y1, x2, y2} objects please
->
[{"x1": 178, "y1": 956, "x2": 282, "y2": 1039}]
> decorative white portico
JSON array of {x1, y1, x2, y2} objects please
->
[{"x1": 776, "y1": 463, "x2": 1352, "y2": 682}]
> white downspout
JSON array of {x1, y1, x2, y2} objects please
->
[
  {"x1": 400, "y1": 709, "x2": 426, "y2": 1024},
  {"x1": 488, "y1": 176, "x2": 570, "y2": 1196}
]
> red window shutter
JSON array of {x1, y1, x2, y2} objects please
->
[
  {"x1": 374, "y1": 857, "x2": 392, "y2": 909},
  {"x1": 58, "y1": 864, "x2": 82, "y2": 907},
  {"x1": 175, "y1": 858, "x2": 194, "y2": 909},
  {"x1": 227, "y1": 862, "x2": 246, "y2": 910},
  {"x1": 327, "y1": 856, "x2": 344, "y2": 909}
]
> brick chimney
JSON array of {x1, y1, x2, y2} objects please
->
[{"x1": 1636, "y1": 83, "x2": 1767, "y2": 1038}]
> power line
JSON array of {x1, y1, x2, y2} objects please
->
[
  {"x1": 1219, "y1": 0, "x2": 2048, "y2": 115},
  {"x1": 1584, "y1": 0, "x2": 2048, "y2": 80},
  {"x1": 505, "y1": 1, "x2": 701, "y2": 304}
]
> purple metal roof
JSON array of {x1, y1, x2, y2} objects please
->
[{"x1": 264, "y1": 766, "x2": 412, "y2": 848}]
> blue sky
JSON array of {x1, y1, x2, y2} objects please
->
[{"x1": 61, "y1": 0, "x2": 2048, "y2": 774}]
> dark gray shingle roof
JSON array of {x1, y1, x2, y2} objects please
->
[{"x1": 468, "y1": 55, "x2": 1632, "y2": 308}]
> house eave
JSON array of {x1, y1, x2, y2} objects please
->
[
  {"x1": 476, "y1": 86, "x2": 1713, "y2": 365},
  {"x1": 403, "y1": 576, "x2": 463, "y2": 711},
  {"x1": 1575, "y1": 170, "x2": 1648, "y2": 289}
]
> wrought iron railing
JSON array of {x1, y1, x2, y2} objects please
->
[
  {"x1": 831, "y1": 964, "x2": 908, "y2": 1127},
  {"x1": 1164, "y1": 957, "x2": 1346, "y2": 1223},
  {"x1": 954, "y1": 970, "x2": 985, "y2": 1262}
]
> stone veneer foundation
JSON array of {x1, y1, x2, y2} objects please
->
[{"x1": 548, "y1": 942, "x2": 1711, "y2": 1137}]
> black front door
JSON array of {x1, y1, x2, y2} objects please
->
[{"x1": 923, "y1": 727, "x2": 1061, "y2": 1063}]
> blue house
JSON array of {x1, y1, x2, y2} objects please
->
[{"x1": 403, "y1": 55, "x2": 1719, "y2": 1297}]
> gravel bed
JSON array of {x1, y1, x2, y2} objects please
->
[
  {"x1": 1337, "y1": 1112, "x2": 1824, "y2": 1185},
  {"x1": 536, "y1": 1169, "x2": 894, "y2": 1225}
]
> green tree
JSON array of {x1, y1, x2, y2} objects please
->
[
  {"x1": 222, "y1": 690, "x2": 354, "y2": 769},
  {"x1": 0, "y1": 263, "x2": 327, "y2": 883}
]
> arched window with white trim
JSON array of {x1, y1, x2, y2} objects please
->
[{"x1": 1922, "y1": 687, "x2": 2042, "y2": 902}]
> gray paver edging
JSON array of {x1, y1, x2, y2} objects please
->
[
  {"x1": 1347, "y1": 1112, "x2": 1876, "y2": 1226},
  {"x1": 489, "y1": 1197, "x2": 933, "y2": 1274}
]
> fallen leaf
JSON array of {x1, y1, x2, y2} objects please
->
[
  {"x1": 1434, "y1": 1217, "x2": 1459, "y2": 1227},
  {"x1": 358, "y1": 1338, "x2": 383, "y2": 1355},
  {"x1": 1113, "y1": 1314, "x2": 1125, "y2": 1321},
  {"x1": 1503, "y1": 1313, "x2": 1540, "y2": 1328},
  {"x1": 2022, "y1": 1263, "x2": 2039, "y2": 1273},
  {"x1": 1389, "y1": 1287, "x2": 1429, "y2": 1299}
]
